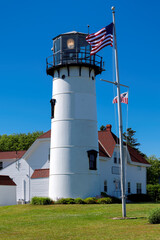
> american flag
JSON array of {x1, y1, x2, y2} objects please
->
[
  {"x1": 113, "y1": 92, "x2": 128, "y2": 104},
  {"x1": 86, "y1": 23, "x2": 113, "y2": 55}
]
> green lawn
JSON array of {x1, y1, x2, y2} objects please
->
[{"x1": 0, "y1": 203, "x2": 160, "y2": 240}]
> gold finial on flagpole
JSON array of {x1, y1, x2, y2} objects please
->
[{"x1": 111, "y1": 6, "x2": 115, "y2": 12}]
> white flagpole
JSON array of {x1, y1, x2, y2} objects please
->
[{"x1": 111, "y1": 6, "x2": 126, "y2": 217}]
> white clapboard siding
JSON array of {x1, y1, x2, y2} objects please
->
[
  {"x1": 0, "y1": 185, "x2": 17, "y2": 206},
  {"x1": 31, "y1": 178, "x2": 49, "y2": 198}
]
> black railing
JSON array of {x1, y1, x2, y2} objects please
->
[{"x1": 46, "y1": 51, "x2": 103, "y2": 73}]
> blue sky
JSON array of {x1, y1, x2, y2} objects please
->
[{"x1": 0, "y1": 0, "x2": 159, "y2": 158}]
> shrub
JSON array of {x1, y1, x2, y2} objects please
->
[
  {"x1": 101, "y1": 192, "x2": 108, "y2": 197},
  {"x1": 147, "y1": 184, "x2": 160, "y2": 202},
  {"x1": 56, "y1": 198, "x2": 75, "y2": 204},
  {"x1": 97, "y1": 197, "x2": 112, "y2": 204},
  {"x1": 31, "y1": 197, "x2": 52, "y2": 205},
  {"x1": 101, "y1": 192, "x2": 121, "y2": 203},
  {"x1": 75, "y1": 198, "x2": 85, "y2": 204},
  {"x1": 127, "y1": 194, "x2": 151, "y2": 203},
  {"x1": 84, "y1": 197, "x2": 97, "y2": 204},
  {"x1": 148, "y1": 208, "x2": 160, "y2": 224},
  {"x1": 110, "y1": 196, "x2": 121, "y2": 203}
]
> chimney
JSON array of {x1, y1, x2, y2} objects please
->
[{"x1": 106, "y1": 124, "x2": 112, "y2": 132}]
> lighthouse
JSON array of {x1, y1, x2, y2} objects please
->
[{"x1": 46, "y1": 31, "x2": 103, "y2": 200}]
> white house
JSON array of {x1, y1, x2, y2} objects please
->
[
  {"x1": 98, "y1": 124, "x2": 150, "y2": 198},
  {"x1": 0, "y1": 175, "x2": 17, "y2": 206},
  {"x1": 0, "y1": 131, "x2": 50, "y2": 203},
  {"x1": 0, "y1": 125, "x2": 150, "y2": 203},
  {"x1": 31, "y1": 169, "x2": 49, "y2": 198}
]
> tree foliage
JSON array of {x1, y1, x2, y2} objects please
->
[
  {"x1": 100, "y1": 125, "x2": 106, "y2": 131},
  {"x1": 147, "y1": 184, "x2": 160, "y2": 202},
  {"x1": 147, "y1": 155, "x2": 160, "y2": 185},
  {"x1": 123, "y1": 127, "x2": 140, "y2": 149},
  {"x1": 0, "y1": 131, "x2": 43, "y2": 151}
]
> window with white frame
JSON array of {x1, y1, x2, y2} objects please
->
[
  {"x1": 118, "y1": 152, "x2": 120, "y2": 164},
  {"x1": 136, "y1": 183, "x2": 142, "y2": 194},
  {"x1": 114, "y1": 152, "x2": 117, "y2": 164},
  {"x1": 104, "y1": 180, "x2": 107, "y2": 192}
]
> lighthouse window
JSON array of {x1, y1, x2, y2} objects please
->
[
  {"x1": 89, "y1": 154, "x2": 95, "y2": 169},
  {"x1": 87, "y1": 150, "x2": 98, "y2": 170},
  {"x1": 54, "y1": 38, "x2": 60, "y2": 53},
  {"x1": 50, "y1": 99, "x2": 56, "y2": 119},
  {"x1": 53, "y1": 37, "x2": 61, "y2": 65}
]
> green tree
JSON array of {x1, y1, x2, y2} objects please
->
[
  {"x1": 123, "y1": 127, "x2": 140, "y2": 149},
  {"x1": 0, "y1": 131, "x2": 43, "y2": 151},
  {"x1": 147, "y1": 155, "x2": 160, "y2": 185},
  {"x1": 100, "y1": 125, "x2": 106, "y2": 131}
]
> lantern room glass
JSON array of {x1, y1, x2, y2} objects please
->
[
  {"x1": 53, "y1": 34, "x2": 92, "y2": 65},
  {"x1": 46, "y1": 32, "x2": 103, "y2": 76}
]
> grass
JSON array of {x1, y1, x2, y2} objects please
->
[{"x1": 0, "y1": 203, "x2": 160, "y2": 240}]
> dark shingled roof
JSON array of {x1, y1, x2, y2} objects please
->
[
  {"x1": 98, "y1": 125, "x2": 116, "y2": 157},
  {"x1": 36, "y1": 125, "x2": 150, "y2": 165},
  {"x1": 98, "y1": 124, "x2": 149, "y2": 165},
  {"x1": 0, "y1": 151, "x2": 26, "y2": 160},
  {"x1": 38, "y1": 130, "x2": 51, "y2": 139},
  {"x1": 127, "y1": 145, "x2": 150, "y2": 165},
  {"x1": 31, "y1": 169, "x2": 49, "y2": 179},
  {"x1": 0, "y1": 175, "x2": 16, "y2": 186},
  {"x1": 99, "y1": 142, "x2": 109, "y2": 157}
]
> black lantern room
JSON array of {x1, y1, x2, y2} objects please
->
[{"x1": 46, "y1": 31, "x2": 103, "y2": 77}]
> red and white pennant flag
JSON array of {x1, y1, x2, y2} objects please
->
[{"x1": 113, "y1": 92, "x2": 128, "y2": 104}]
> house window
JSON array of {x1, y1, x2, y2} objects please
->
[
  {"x1": 48, "y1": 148, "x2": 50, "y2": 162},
  {"x1": 114, "y1": 152, "x2": 117, "y2": 164},
  {"x1": 50, "y1": 99, "x2": 56, "y2": 119},
  {"x1": 136, "y1": 183, "x2": 142, "y2": 194},
  {"x1": 104, "y1": 180, "x2": 107, "y2": 192},
  {"x1": 0, "y1": 162, "x2": 3, "y2": 170},
  {"x1": 87, "y1": 150, "x2": 98, "y2": 170},
  {"x1": 128, "y1": 182, "x2": 131, "y2": 194},
  {"x1": 137, "y1": 166, "x2": 141, "y2": 171},
  {"x1": 118, "y1": 152, "x2": 120, "y2": 164}
]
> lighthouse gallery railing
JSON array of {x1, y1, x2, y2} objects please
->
[{"x1": 46, "y1": 51, "x2": 103, "y2": 72}]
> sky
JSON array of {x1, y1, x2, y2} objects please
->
[{"x1": 0, "y1": 0, "x2": 160, "y2": 158}]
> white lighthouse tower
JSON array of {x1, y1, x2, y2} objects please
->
[{"x1": 46, "y1": 31, "x2": 103, "y2": 200}]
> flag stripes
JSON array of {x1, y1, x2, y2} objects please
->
[
  {"x1": 113, "y1": 92, "x2": 128, "y2": 104},
  {"x1": 86, "y1": 23, "x2": 113, "y2": 55}
]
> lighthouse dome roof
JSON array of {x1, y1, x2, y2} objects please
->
[{"x1": 52, "y1": 31, "x2": 87, "y2": 40}]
